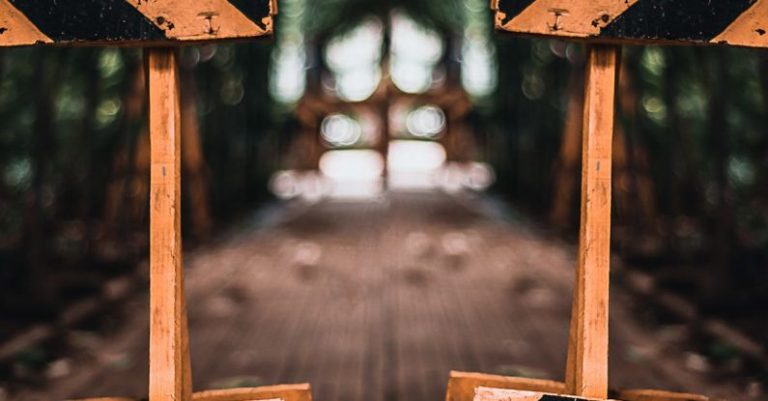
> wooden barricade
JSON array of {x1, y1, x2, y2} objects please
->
[
  {"x1": 2, "y1": 2, "x2": 311, "y2": 401},
  {"x1": 445, "y1": 1, "x2": 749, "y2": 401},
  {"x1": 445, "y1": 371, "x2": 719, "y2": 401},
  {"x1": 0, "y1": 2, "x2": 751, "y2": 401}
]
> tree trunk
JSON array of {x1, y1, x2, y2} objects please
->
[
  {"x1": 78, "y1": 51, "x2": 101, "y2": 259},
  {"x1": 702, "y1": 51, "x2": 733, "y2": 305},
  {"x1": 181, "y1": 68, "x2": 212, "y2": 239},
  {"x1": 103, "y1": 64, "x2": 146, "y2": 237},
  {"x1": 616, "y1": 60, "x2": 657, "y2": 231},
  {"x1": 24, "y1": 51, "x2": 59, "y2": 305},
  {"x1": 550, "y1": 60, "x2": 584, "y2": 228}
]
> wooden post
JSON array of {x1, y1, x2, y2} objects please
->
[
  {"x1": 564, "y1": 44, "x2": 619, "y2": 399},
  {"x1": 146, "y1": 47, "x2": 192, "y2": 401}
]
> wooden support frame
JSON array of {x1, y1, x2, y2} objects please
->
[
  {"x1": 192, "y1": 384, "x2": 313, "y2": 401},
  {"x1": 491, "y1": 0, "x2": 768, "y2": 50},
  {"x1": 147, "y1": 47, "x2": 192, "y2": 401},
  {"x1": 142, "y1": 48, "x2": 313, "y2": 401},
  {"x1": 445, "y1": 371, "x2": 566, "y2": 401},
  {"x1": 615, "y1": 389, "x2": 713, "y2": 401},
  {"x1": 0, "y1": 0, "x2": 277, "y2": 48},
  {"x1": 444, "y1": 372, "x2": 717, "y2": 401},
  {"x1": 73, "y1": 383, "x2": 313, "y2": 401},
  {"x1": 564, "y1": 43, "x2": 618, "y2": 399},
  {"x1": 445, "y1": 33, "x2": 713, "y2": 401},
  {"x1": 72, "y1": 398, "x2": 137, "y2": 401},
  {"x1": 445, "y1": 43, "x2": 619, "y2": 401},
  {"x1": 2, "y1": 2, "x2": 308, "y2": 401},
  {"x1": 72, "y1": 43, "x2": 311, "y2": 401}
]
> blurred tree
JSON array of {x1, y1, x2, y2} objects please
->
[{"x1": 0, "y1": 0, "x2": 767, "y2": 359}]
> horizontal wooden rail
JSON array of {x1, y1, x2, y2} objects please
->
[
  {"x1": 71, "y1": 398, "x2": 137, "y2": 401},
  {"x1": 446, "y1": 371, "x2": 717, "y2": 401},
  {"x1": 71, "y1": 383, "x2": 312, "y2": 401},
  {"x1": 446, "y1": 371, "x2": 566, "y2": 401},
  {"x1": 616, "y1": 389, "x2": 714, "y2": 401},
  {"x1": 192, "y1": 383, "x2": 312, "y2": 401}
]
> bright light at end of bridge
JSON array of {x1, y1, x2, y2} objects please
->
[
  {"x1": 319, "y1": 150, "x2": 385, "y2": 199},
  {"x1": 321, "y1": 114, "x2": 362, "y2": 147},
  {"x1": 320, "y1": 150, "x2": 384, "y2": 180},
  {"x1": 325, "y1": 19, "x2": 384, "y2": 102},
  {"x1": 390, "y1": 13, "x2": 444, "y2": 94},
  {"x1": 406, "y1": 105, "x2": 446, "y2": 138},
  {"x1": 387, "y1": 140, "x2": 446, "y2": 190}
]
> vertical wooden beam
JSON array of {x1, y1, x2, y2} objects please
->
[
  {"x1": 146, "y1": 47, "x2": 192, "y2": 401},
  {"x1": 564, "y1": 44, "x2": 619, "y2": 399}
]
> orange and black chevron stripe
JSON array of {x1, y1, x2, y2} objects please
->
[
  {"x1": 0, "y1": 0, "x2": 277, "y2": 47},
  {"x1": 493, "y1": 0, "x2": 768, "y2": 49}
]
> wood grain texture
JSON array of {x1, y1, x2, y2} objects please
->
[
  {"x1": 0, "y1": 0, "x2": 274, "y2": 48},
  {"x1": 564, "y1": 44, "x2": 617, "y2": 400},
  {"x1": 495, "y1": 0, "x2": 637, "y2": 38},
  {"x1": 0, "y1": 0, "x2": 52, "y2": 46},
  {"x1": 192, "y1": 384, "x2": 312, "y2": 401},
  {"x1": 445, "y1": 372, "x2": 717, "y2": 401},
  {"x1": 128, "y1": 0, "x2": 272, "y2": 41},
  {"x1": 474, "y1": 387, "x2": 603, "y2": 401},
  {"x1": 711, "y1": 0, "x2": 768, "y2": 48},
  {"x1": 147, "y1": 48, "x2": 192, "y2": 401},
  {"x1": 446, "y1": 371, "x2": 566, "y2": 401},
  {"x1": 616, "y1": 389, "x2": 712, "y2": 401},
  {"x1": 69, "y1": 398, "x2": 136, "y2": 401},
  {"x1": 493, "y1": 0, "x2": 768, "y2": 49}
]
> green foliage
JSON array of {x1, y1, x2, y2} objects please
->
[
  {"x1": 303, "y1": 0, "x2": 466, "y2": 37},
  {"x1": 0, "y1": 0, "x2": 766, "y2": 319}
]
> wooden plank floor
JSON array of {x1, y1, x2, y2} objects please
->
[{"x1": 15, "y1": 193, "x2": 748, "y2": 400}]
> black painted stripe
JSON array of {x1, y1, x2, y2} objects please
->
[
  {"x1": 226, "y1": 0, "x2": 272, "y2": 30},
  {"x1": 497, "y1": 0, "x2": 537, "y2": 25},
  {"x1": 8, "y1": 0, "x2": 165, "y2": 43},
  {"x1": 600, "y1": 0, "x2": 757, "y2": 43}
]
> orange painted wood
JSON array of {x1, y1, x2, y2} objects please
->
[
  {"x1": 70, "y1": 398, "x2": 136, "y2": 401},
  {"x1": 474, "y1": 387, "x2": 606, "y2": 401},
  {"x1": 0, "y1": 0, "x2": 275, "y2": 48},
  {"x1": 128, "y1": 0, "x2": 273, "y2": 41},
  {"x1": 0, "y1": 1, "x2": 52, "y2": 46},
  {"x1": 492, "y1": 0, "x2": 768, "y2": 49},
  {"x1": 617, "y1": 389, "x2": 713, "y2": 401},
  {"x1": 495, "y1": 0, "x2": 637, "y2": 40},
  {"x1": 444, "y1": 372, "x2": 716, "y2": 401},
  {"x1": 146, "y1": 47, "x2": 192, "y2": 401},
  {"x1": 192, "y1": 384, "x2": 313, "y2": 401},
  {"x1": 564, "y1": 44, "x2": 618, "y2": 400},
  {"x1": 445, "y1": 371, "x2": 566, "y2": 401}
]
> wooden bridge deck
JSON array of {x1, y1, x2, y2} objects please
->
[{"x1": 16, "y1": 193, "x2": 746, "y2": 400}]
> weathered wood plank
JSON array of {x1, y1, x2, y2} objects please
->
[
  {"x1": 0, "y1": 0, "x2": 275, "y2": 48},
  {"x1": 616, "y1": 389, "x2": 713, "y2": 401},
  {"x1": 494, "y1": 0, "x2": 768, "y2": 49},
  {"x1": 446, "y1": 371, "x2": 566, "y2": 401},
  {"x1": 474, "y1": 387, "x2": 601, "y2": 401},
  {"x1": 69, "y1": 398, "x2": 136, "y2": 401},
  {"x1": 445, "y1": 373, "x2": 717, "y2": 401},
  {"x1": 147, "y1": 47, "x2": 192, "y2": 401},
  {"x1": 192, "y1": 384, "x2": 312, "y2": 401},
  {"x1": 564, "y1": 44, "x2": 617, "y2": 400}
]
